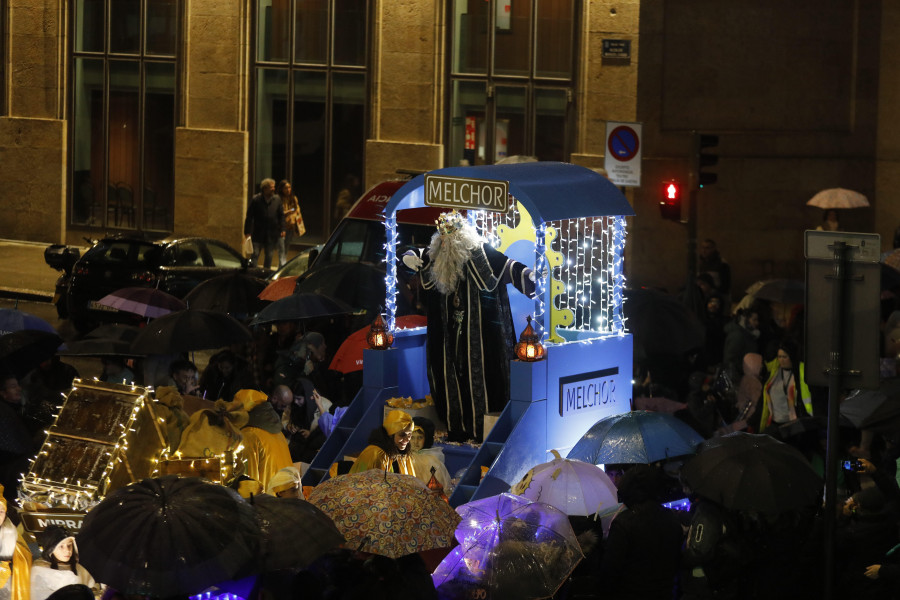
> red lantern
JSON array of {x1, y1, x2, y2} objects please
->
[
  {"x1": 514, "y1": 315, "x2": 545, "y2": 362},
  {"x1": 366, "y1": 313, "x2": 394, "y2": 350}
]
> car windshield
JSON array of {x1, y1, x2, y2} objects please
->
[
  {"x1": 316, "y1": 219, "x2": 435, "y2": 267},
  {"x1": 84, "y1": 240, "x2": 159, "y2": 265}
]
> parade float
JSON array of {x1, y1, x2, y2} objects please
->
[
  {"x1": 303, "y1": 162, "x2": 636, "y2": 506},
  {"x1": 18, "y1": 379, "x2": 239, "y2": 538}
]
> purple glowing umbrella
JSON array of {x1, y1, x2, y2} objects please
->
[{"x1": 432, "y1": 493, "x2": 583, "y2": 600}]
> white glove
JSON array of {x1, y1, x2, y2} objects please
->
[{"x1": 402, "y1": 250, "x2": 424, "y2": 271}]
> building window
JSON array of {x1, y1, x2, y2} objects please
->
[
  {"x1": 449, "y1": 0, "x2": 575, "y2": 166},
  {"x1": 253, "y1": 0, "x2": 368, "y2": 241},
  {"x1": 70, "y1": 0, "x2": 179, "y2": 232}
]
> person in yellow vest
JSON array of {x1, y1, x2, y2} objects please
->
[
  {"x1": 0, "y1": 486, "x2": 31, "y2": 600},
  {"x1": 759, "y1": 340, "x2": 812, "y2": 432},
  {"x1": 233, "y1": 389, "x2": 293, "y2": 491},
  {"x1": 349, "y1": 410, "x2": 416, "y2": 475}
]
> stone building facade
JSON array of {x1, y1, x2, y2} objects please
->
[{"x1": 1, "y1": 0, "x2": 898, "y2": 298}]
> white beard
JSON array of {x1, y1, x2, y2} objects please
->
[{"x1": 428, "y1": 224, "x2": 483, "y2": 295}]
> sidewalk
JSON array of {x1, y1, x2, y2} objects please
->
[{"x1": 0, "y1": 239, "x2": 69, "y2": 302}]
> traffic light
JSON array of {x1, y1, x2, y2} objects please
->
[
  {"x1": 693, "y1": 132, "x2": 719, "y2": 188},
  {"x1": 659, "y1": 180, "x2": 682, "y2": 221}
]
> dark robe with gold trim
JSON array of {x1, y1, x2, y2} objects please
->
[{"x1": 420, "y1": 243, "x2": 534, "y2": 441}]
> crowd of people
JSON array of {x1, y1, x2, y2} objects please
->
[
  {"x1": 8, "y1": 222, "x2": 900, "y2": 598},
  {"x1": 619, "y1": 235, "x2": 900, "y2": 599}
]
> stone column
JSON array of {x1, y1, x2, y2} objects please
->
[
  {"x1": 365, "y1": 0, "x2": 444, "y2": 187},
  {"x1": 175, "y1": 0, "x2": 250, "y2": 249},
  {"x1": 0, "y1": 0, "x2": 66, "y2": 242}
]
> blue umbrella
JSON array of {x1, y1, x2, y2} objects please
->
[
  {"x1": 567, "y1": 410, "x2": 704, "y2": 465},
  {"x1": 0, "y1": 308, "x2": 56, "y2": 336}
]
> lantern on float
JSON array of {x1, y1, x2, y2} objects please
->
[
  {"x1": 514, "y1": 315, "x2": 545, "y2": 362},
  {"x1": 366, "y1": 313, "x2": 394, "y2": 350}
]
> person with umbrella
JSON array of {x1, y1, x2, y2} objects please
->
[
  {"x1": 167, "y1": 359, "x2": 199, "y2": 396},
  {"x1": 815, "y1": 209, "x2": 841, "y2": 231},
  {"x1": 198, "y1": 350, "x2": 254, "y2": 403},
  {"x1": 348, "y1": 409, "x2": 416, "y2": 475},
  {"x1": 231, "y1": 389, "x2": 293, "y2": 490},
  {"x1": 0, "y1": 369, "x2": 35, "y2": 508},
  {"x1": 265, "y1": 466, "x2": 303, "y2": 498},
  {"x1": 698, "y1": 238, "x2": 732, "y2": 302},
  {"x1": 759, "y1": 339, "x2": 812, "y2": 433},
  {"x1": 30, "y1": 526, "x2": 98, "y2": 600},
  {"x1": 598, "y1": 464, "x2": 684, "y2": 600},
  {"x1": 0, "y1": 485, "x2": 31, "y2": 600},
  {"x1": 20, "y1": 356, "x2": 77, "y2": 437},
  {"x1": 408, "y1": 417, "x2": 451, "y2": 492},
  {"x1": 722, "y1": 307, "x2": 761, "y2": 382}
]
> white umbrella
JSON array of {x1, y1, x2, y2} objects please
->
[{"x1": 807, "y1": 188, "x2": 869, "y2": 209}]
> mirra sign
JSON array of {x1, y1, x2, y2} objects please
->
[{"x1": 424, "y1": 174, "x2": 509, "y2": 213}]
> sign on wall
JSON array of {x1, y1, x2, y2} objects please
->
[{"x1": 604, "y1": 121, "x2": 642, "y2": 187}]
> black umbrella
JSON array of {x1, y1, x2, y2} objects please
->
[
  {"x1": 681, "y1": 432, "x2": 823, "y2": 515},
  {"x1": 293, "y1": 262, "x2": 386, "y2": 317},
  {"x1": 752, "y1": 279, "x2": 805, "y2": 305},
  {"x1": 184, "y1": 272, "x2": 268, "y2": 318},
  {"x1": 77, "y1": 476, "x2": 261, "y2": 597},
  {"x1": 249, "y1": 293, "x2": 353, "y2": 326},
  {"x1": 83, "y1": 323, "x2": 140, "y2": 343},
  {"x1": 0, "y1": 330, "x2": 63, "y2": 378},
  {"x1": 45, "y1": 585, "x2": 93, "y2": 600},
  {"x1": 131, "y1": 309, "x2": 252, "y2": 354},
  {"x1": 840, "y1": 379, "x2": 900, "y2": 432},
  {"x1": 58, "y1": 337, "x2": 142, "y2": 358},
  {"x1": 623, "y1": 287, "x2": 705, "y2": 357},
  {"x1": 249, "y1": 493, "x2": 345, "y2": 571}
]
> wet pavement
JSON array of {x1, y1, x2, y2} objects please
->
[{"x1": 0, "y1": 238, "x2": 80, "y2": 303}]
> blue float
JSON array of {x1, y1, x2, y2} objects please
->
[{"x1": 303, "y1": 162, "x2": 636, "y2": 506}]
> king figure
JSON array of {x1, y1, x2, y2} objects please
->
[{"x1": 404, "y1": 211, "x2": 536, "y2": 442}]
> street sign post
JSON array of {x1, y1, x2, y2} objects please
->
[
  {"x1": 604, "y1": 121, "x2": 642, "y2": 187},
  {"x1": 804, "y1": 230, "x2": 880, "y2": 600}
]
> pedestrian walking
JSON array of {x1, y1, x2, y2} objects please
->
[{"x1": 244, "y1": 178, "x2": 284, "y2": 270}]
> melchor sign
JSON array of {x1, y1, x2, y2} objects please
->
[{"x1": 424, "y1": 174, "x2": 509, "y2": 213}]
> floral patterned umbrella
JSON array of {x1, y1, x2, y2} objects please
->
[{"x1": 307, "y1": 469, "x2": 460, "y2": 558}]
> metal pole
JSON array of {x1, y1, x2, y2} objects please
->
[
  {"x1": 823, "y1": 241, "x2": 848, "y2": 600},
  {"x1": 687, "y1": 188, "x2": 698, "y2": 281}
]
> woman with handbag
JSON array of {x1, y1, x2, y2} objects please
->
[{"x1": 276, "y1": 179, "x2": 305, "y2": 268}]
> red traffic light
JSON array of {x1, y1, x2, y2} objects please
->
[
  {"x1": 660, "y1": 180, "x2": 682, "y2": 221},
  {"x1": 665, "y1": 182, "x2": 680, "y2": 200}
]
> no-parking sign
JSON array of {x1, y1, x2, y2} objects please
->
[{"x1": 604, "y1": 121, "x2": 642, "y2": 187}]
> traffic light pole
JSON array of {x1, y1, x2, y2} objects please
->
[
  {"x1": 687, "y1": 133, "x2": 699, "y2": 281},
  {"x1": 687, "y1": 186, "x2": 698, "y2": 281}
]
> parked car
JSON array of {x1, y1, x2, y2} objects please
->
[
  {"x1": 45, "y1": 235, "x2": 269, "y2": 331},
  {"x1": 269, "y1": 179, "x2": 442, "y2": 326}
]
